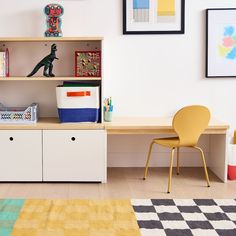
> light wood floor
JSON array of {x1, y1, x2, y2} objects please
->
[{"x1": 0, "y1": 168, "x2": 236, "y2": 199}]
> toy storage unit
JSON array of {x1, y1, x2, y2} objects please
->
[
  {"x1": 56, "y1": 85, "x2": 100, "y2": 123},
  {"x1": 0, "y1": 37, "x2": 106, "y2": 183}
]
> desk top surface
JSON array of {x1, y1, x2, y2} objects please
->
[{"x1": 105, "y1": 117, "x2": 229, "y2": 134}]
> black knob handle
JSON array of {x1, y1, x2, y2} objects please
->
[
  {"x1": 9, "y1": 137, "x2": 14, "y2": 141},
  {"x1": 71, "y1": 137, "x2": 76, "y2": 141}
]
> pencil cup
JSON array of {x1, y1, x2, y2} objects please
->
[{"x1": 104, "y1": 111, "x2": 113, "y2": 122}]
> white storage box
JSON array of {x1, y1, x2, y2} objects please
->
[{"x1": 56, "y1": 86, "x2": 100, "y2": 123}]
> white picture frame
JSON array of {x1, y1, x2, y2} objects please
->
[{"x1": 206, "y1": 8, "x2": 236, "y2": 78}]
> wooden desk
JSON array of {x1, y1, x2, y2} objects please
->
[
  {"x1": 105, "y1": 117, "x2": 229, "y2": 134},
  {"x1": 105, "y1": 117, "x2": 230, "y2": 183}
]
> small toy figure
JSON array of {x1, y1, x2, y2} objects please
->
[
  {"x1": 44, "y1": 4, "x2": 64, "y2": 37},
  {"x1": 27, "y1": 44, "x2": 58, "y2": 77}
]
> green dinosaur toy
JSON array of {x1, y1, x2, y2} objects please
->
[{"x1": 27, "y1": 44, "x2": 58, "y2": 77}]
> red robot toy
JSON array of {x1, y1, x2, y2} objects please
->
[{"x1": 44, "y1": 4, "x2": 64, "y2": 37}]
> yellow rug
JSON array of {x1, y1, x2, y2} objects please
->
[{"x1": 8, "y1": 199, "x2": 140, "y2": 236}]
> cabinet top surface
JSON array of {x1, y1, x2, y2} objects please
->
[
  {"x1": 0, "y1": 37, "x2": 103, "y2": 42},
  {"x1": 0, "y1": 118, "x2": 104, "y2": 130}
]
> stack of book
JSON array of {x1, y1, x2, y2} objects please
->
[{"x1": 0, "y1": 49, "x2": 9, "y2": 77}]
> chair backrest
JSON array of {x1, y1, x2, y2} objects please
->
[{"x1": 172, "y1": 105, "x2": 210, "y2": 146}]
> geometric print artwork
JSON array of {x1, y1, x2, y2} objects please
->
[
  {"x1": 1, "y1": 199, "x2": 236, "y2": 236},
  {"x1": 133, "y1": 0, "x2": 150, "y2": 22},
  {"x1": 158, "y1": 0, "x2": 175, "y2": 16},
  {"x1": 132, "y1": 199, "x2": 236, "y2": 236},
  {"x1": 133, "y1": 0, "x2": 175, "y2": 22}
]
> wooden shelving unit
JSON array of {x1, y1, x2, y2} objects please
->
[{"x1": 0, "y1": 37, "x2": 107, "y2": 183}]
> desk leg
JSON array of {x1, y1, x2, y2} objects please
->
[{"x1": 209, "y1": 133, "x2": 229, "y2": 183}]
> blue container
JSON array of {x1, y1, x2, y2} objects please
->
[{"x1": 58, "y1": 108, "x2": 100, "y2": 123}]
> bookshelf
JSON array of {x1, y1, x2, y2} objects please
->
[{"x1": 0, "y1": 37, "x2": 103, "y2": 121}]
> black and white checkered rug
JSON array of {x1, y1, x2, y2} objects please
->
[{"x1": 131, "y1": 199, "x2": 236, "y2": 236}]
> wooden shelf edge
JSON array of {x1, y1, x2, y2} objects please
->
[
  {"x1": 0, "y1": 117, "x2": 104, "y2": 130},
  {"x1": 106, "y1": 129, "x2": 228, "y2": 135},
  {"x1": 0, "y1": 77, "x2": 102, "y2": 81},
  {"x1": 0, "y1": 37, "x2": 103, "y2": 42}
]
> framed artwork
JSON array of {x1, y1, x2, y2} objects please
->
[
  {"x1": 206, "y1": 8, "x2": 236, "y2": 78},
  {"x1": 75, "y1": 51, "x2": 101, "y2": 77},
  {"x1": 123, "y1": 0, "x2": 185, "y2": 34}
]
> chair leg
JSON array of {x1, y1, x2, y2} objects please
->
[
  {"x1": 177, "y1": 147, "x2": 180, "y2": 175},
  {"x1": 167, "y1": 148, "x2": 175, "y2": 193},
  {"x1": 194, "y1": 146, "x2": 210, "y2": 187},
  {"x1": 143, "y1": 141, "x2": 155, "y2": 180}
]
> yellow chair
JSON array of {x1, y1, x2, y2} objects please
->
[{"x1": 143, "y1": 105, "x2": 211, "y2": 193}]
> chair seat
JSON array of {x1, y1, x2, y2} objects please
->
[{"x1": 154, "y1": 137, "x2": 180, "y2": 147}]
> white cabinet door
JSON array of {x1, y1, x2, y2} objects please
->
[
  {"x1": 0, "y1": 130, "x2": 42, "y2": 181},
  {"x1": 43, "y1": 130, "x2": 106, "y2": 182}
]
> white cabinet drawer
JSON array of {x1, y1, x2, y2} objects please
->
[
  {"x1": 43, "y1": 130, "x2": 106, "y2": 182},
  {"x1": 0, "y1": 130, "x2": 42, "y2": 181}
]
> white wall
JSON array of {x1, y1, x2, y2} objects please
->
[{"x1": 0, "y1": 0, "x2": 235, "y2": 167}]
